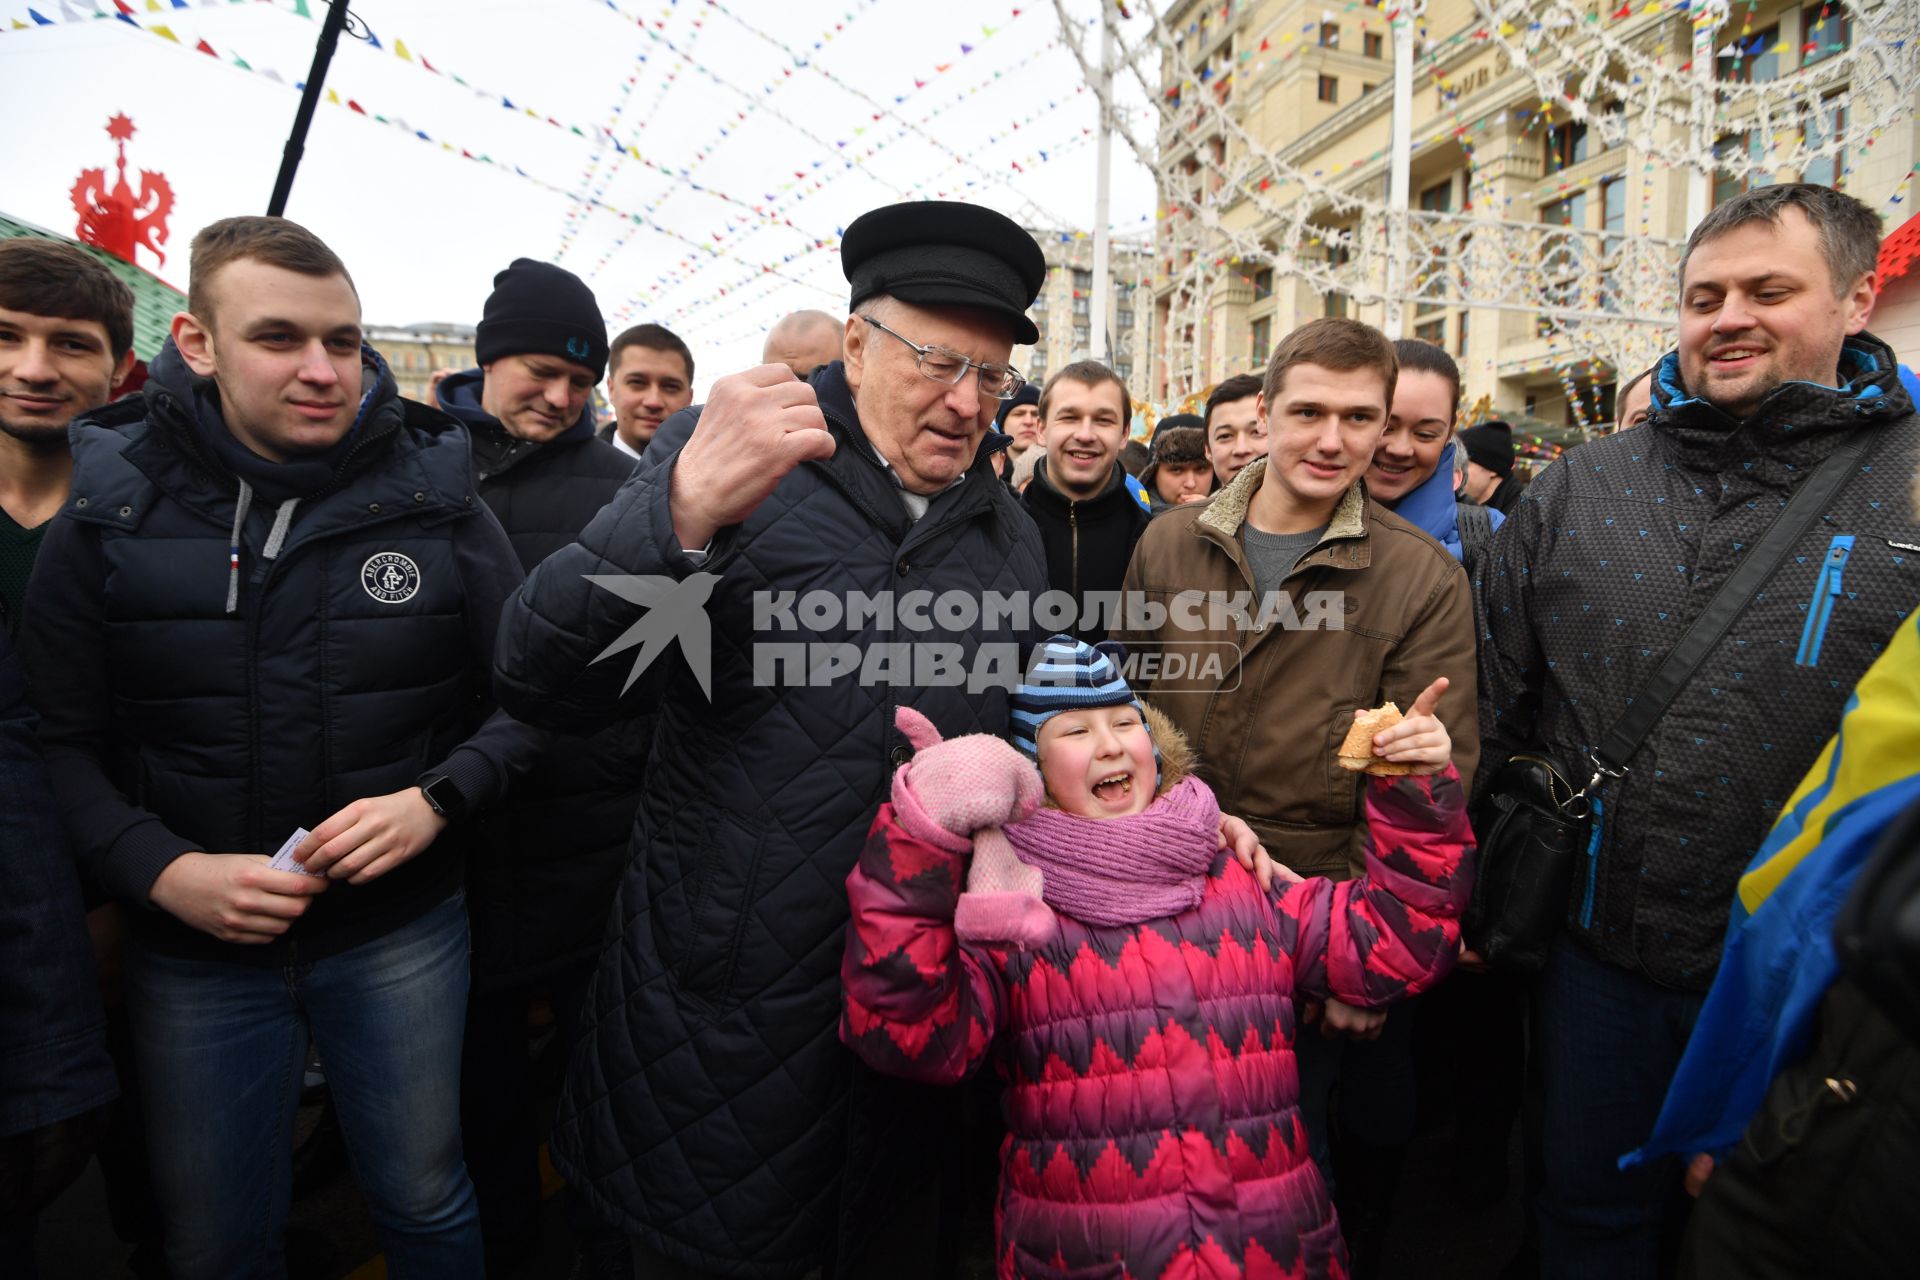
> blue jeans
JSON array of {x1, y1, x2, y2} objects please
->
[
  {"x1": 1534, "y1": 935, "x2": 1705, "y2": 1280},
  {"x1": 126, "y1": 892, "x2": 480, "y2": 1280}
]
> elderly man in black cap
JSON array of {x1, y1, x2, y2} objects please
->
[
  {"x1": 1455, "y1": 418, "x2": 1522, "y2": 514},
  {"x1": 492, "y1": 202, "x2": 1053, "y2": 1277}
]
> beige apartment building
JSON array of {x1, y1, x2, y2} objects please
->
[
  {"x1": 1150, "y1": 0, "x2": 1918, "y2": 434},
  {"x1": 365, "y1": 322, "x2": 478, "y2": 405},
  {"x1": 1017, "y1": 227, "x2": 1159, "y2": 416}
]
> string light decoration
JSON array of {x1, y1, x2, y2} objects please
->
[{"x1": 1056, "y1": 0, "x2": 1915, "y2": 421}]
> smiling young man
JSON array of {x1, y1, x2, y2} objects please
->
[
  {"x1": 0, "y1": 240, "x2": 136, "y2": 636},
  {"x1": 1117, "y1": 318, "x2": 1480, "y2": 1274},
  {"x1": 1366, "y1": 338, "x2": 1503, "y2": 575},
  {"x1": 1477, "y1": 183, "x2": 1920, "y2": 1279},
  {"x1": 599, "y1": 322, "x2": 695, "y2": 459},
  {"x1": 1203, "y1": 372, "x2": 1267, "y2": 487},
  {"x1": 1021, "y1": 360, "x2": 1151, "y2": 642},
  {"x1": 19, "y1": 216, "x2": 546, "y2": 1279}
]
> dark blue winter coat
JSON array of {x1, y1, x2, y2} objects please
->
[
  {"x1": 494, "y1": 361, "x2": 1048, "y2": 1276},
  {"x1": 0, "y1": 623, "x2": 116, "y2": 1138},
  {"x1": 20, "y1": 344, "x2": 545, "y2": 966}
]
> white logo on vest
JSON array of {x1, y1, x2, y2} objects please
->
[{"x1": 361, "y1": 552, "x2": 422, "y2": 604}]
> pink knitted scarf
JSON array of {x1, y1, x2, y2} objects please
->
[{"x1": 1001, "y1": 776, "x2": 1221, "y2": 927}]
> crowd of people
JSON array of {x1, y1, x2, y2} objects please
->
[{"x1": 1, "y1": 179, "x2": 1916, "y2": 1280}]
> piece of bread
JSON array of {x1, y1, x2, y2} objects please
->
[{"x1": 1337, "y1": 702, "x2": 1412, "y2": 776}]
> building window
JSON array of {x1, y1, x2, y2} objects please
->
[
  {"x1": 1803, "y1": 2, "x2": 1849, "y2": 66},
  {"x1": 1250, "y1": 316, "x2": 1272, "y2": 365},
  {"x1": 1029, "y1": 350, "x2": 1047, "y2": 375},
  {"x1": 1117, "y1": 308, "x2": 1134, "y2": 328},
  {"x1": 1720, "y1": 25, "x2": 1781, "y2": 82},
  {"x1": 1454, "y1": 309, "x2": 1470, "y2": 358},
  {"x1": 1803, "y1": 95, "x2": 1847, "y2": 188},
  {"x1": 1713, "y1": 132, "x2": 1771, "y2": 205},
  {"x1": 1323, "y1": 292, "x2": 1348, "y2": 319},
  {"x1": 1545, "y1": 121, "x2": 1589, "y2": 173},
  {"x1": 1319, "y1": 22, "x2": 1339, "y2": 49},
  {"x1": 1541, "y1": 192, "x2": 1588, "y2": 227},
  {"x1": 1073, "y1": 324, "x2": 1090, "y2": 348},
  {"x1": 1317, "y1": 75, "x2": 1339, "y2": 104},
  {"x1": 1414, "y1": 317, "x2": 1445, "y2": 346},
  {"x1": 1364, "y1": 31, "x2": 1383, "y2": 58},
  {"x1": 1362, "y1": 82, "x2": 1378, "y2": 95},
  {"x1": 1029, "y1": 293, "x2": 1047, "y2": 312},
  {"x1": 1073, "y1": 296, "x2": 1090, "y2": 316},
  {"x1": 1419, "y1": 179, "x2": 1453, "y2": 213},
  {"x1": 1252, "y1": 267, "x2": 1273, "y2": 300},
  {"x1": 1072, "y1": 268, "x2": 1093, "y2": 290}
]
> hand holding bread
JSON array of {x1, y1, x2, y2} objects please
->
[{"x1": 1336, "y1": 676, "x2": 1452, "y2": 777}]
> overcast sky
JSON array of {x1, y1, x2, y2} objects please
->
[{"x1": 1, "y1": 0, "x2": 1160, "y2": 389}]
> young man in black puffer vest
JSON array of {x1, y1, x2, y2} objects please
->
[
  {"x1": 20, "y1": 216, "x2": 547, "y2": 1279},
  {"x1": 434, "y1": 259, "x2": 649, "y2": 1274}
]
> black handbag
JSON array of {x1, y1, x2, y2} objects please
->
[{"x1": 1465, "y1": 433, "x2": 1873, "y2": 972}]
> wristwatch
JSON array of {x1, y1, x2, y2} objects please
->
[{"x1": 417, "y1": 772, "x2": 468, "y2": 823}]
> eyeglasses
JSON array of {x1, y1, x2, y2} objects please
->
[{"x1": 859, "y1": 314, "x2": 1028, "y2": 401}]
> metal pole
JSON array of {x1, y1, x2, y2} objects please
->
[
  {"x1": 1090, "y1": 5, "x2": 1114, "y2": 362},
  {"x1": 1384, "y1": 10, "x2": 1415, "y2": 339},
  {"x1": 267, "y1": 0, "x2": 354, "y2": 216}
]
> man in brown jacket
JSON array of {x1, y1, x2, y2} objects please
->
[{"x1": 1115, "y1": 317, "x2": 1478, "y2": 1276}]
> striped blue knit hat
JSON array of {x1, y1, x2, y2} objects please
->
[{"x1": 1010, "y1": 635, "x2": 1155, "y2": 764}]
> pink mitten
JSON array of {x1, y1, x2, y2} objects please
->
[
  {"x1": 955, "y1": 827, "x2": 1056, "y2": 949},
  {"x1": 890, "y1": 707, "x2": 1045, "y2": 852}
]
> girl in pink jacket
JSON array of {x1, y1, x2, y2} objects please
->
[{"x1": 841, "y1": 636, "x2": 1475, "y2": 1279}]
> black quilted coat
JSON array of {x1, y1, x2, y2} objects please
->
[
  {"x1": 441, "y1": 370, "x2": 648, "y2": 988},
  {"x1": 1476, "y1": 334, "x2": 1920, "y2": 990},
  {"x1": 493, "y1": 361, "x2": 1048, "y2": 1276}
]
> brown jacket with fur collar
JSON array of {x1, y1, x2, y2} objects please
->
[{"x1": 1115, "y1": 457, "x2": 1479, "y2": 880}]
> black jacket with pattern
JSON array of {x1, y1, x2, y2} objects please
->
[
  {"x1": 492, "y1": 361, "x2": 1048, "y2": 1276},
  {"x1": 1020, "y1": 456, "x2": 1152, "y2": 643},
  {"x1": 20, "y1": 350, "x2": 544, "y2": 966},
  {"x1": 440, "y1": 369, "x2": 648, "y2": 989},
  {"x1": 1476, "y1": 333, "x2": 1920, "y2": 989}
]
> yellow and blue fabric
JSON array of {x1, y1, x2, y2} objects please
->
[{"x1": 1625, "y1": 604, "x2": 1920, "y2": 1167}]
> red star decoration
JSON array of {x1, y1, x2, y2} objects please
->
[{"x1": 106, "y1": 113, "x2": 136, "y2": 143}]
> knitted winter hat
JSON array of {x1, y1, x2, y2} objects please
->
[
  {"x1": 994, "y1": 381, "x2": 1040, "y2": 427},
  {"x1": 1457, "y1": 419, "x2": 1515, "y2": 477},
  {"x1": 1139, "y1": 426, "x2": 1211, "y2": 497},
  {"x1": 474, "y1": 258, "x2": 609, "y2": 380},
  {"x1": 1152, "y1": 412, "x2": 1203, "y2": 438},
  {"x1": 1010, "y1": 635, "x2": 1153, "y2": 763}
]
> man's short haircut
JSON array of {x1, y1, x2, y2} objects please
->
[
  {"x1": 609, "y1": 323, "x2": 694, "y2": 384},
  {"x1": 0, "y1": 238, "x2": 136, "y2": 360},
  {"x1": 1262, "y1": 317, "x2": 1397, "y2": 409},
  {"x1": 1616, "y1": 365, "x2": 1656, "y2": 426},
  {"x1": 1679, "y1": 182, "x2": 1882, "y2": 293},
  {"x1": 1204, "y1": 374, "x2": 1265, "y2": 429},
  {"x1": 1390, "y1": 337, "x2": 1460, "y2": 416},
  {"x1": 187, "y1": 216, "x2": 355, "y2": 326},
  {"x1": 1039, "y1": 359, "x2": 1130, "y2": 423}
]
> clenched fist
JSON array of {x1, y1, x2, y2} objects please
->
[{"x1": 670, "y1": 364, "x2": 836, "y2": 549}]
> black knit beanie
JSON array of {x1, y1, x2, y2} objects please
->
[
  {"x1": 474, "y1": 258, "x2": 609, "y2": 380},
  {"x1": 1457, "y1": 420, "x2": 1515, "y2": 477}
]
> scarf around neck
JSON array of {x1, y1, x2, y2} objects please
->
[{"x1": 1002, "y1": 775, "x2": 1222, "y2": 927}]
